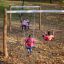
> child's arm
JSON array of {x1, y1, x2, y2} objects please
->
[{"x1": 52, "y1": 31, "x2": 54, "y2": 35}]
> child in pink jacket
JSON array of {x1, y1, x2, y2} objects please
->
[
  {"x1": 42, "y1": 31, "x2": 54, "y2": 41},
  {"x1": 25, "y1": 34, "x2": 36, "y2": 54}
]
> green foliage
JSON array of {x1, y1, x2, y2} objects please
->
[
  {"x1": 0, "y1": 6, "x2": 4, "y2": 18},
  {"x1": 60, "y1": 0, "x2": 64, "y2": 3}
]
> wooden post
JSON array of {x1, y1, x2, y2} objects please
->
[
  {"x1": 9, "y1": 5, "x2": 11, "y2": 32},
  {"x1": 3, "y1": 8, "x2": 8, "y2": 58},
  {"x1": 39, "y1": 6, "x2": 41, "y2": 30}
]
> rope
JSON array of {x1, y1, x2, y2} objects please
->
[{"x1": 33, "y1": 8, "x2": 36, "y2": 38}]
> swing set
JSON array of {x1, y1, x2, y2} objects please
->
[
  {"x1": 3, "y1": 5, "x2": 64, "y2": 58},
  {"x1": 8, "y1": 5, "x2": 41, "y2": 37}
]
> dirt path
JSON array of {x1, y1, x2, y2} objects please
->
[{"x1": 5, "y1": 28, "x2": 64, "y2": 64}]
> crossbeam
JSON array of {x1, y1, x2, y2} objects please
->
[
  {"x1": 6, "y1": 10, "x2": 64, "y2": 14},
  {"x1": 11, "y1": 6, "x2": 40, "y2": 8}
]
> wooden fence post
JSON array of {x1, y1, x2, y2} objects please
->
[
  {"x1": 39, "y1": 6, "x2": 41, "y2": 30},
  {"x1": 9, "y1": 5, "x2": 12, "y2": 32},
  {"x1": 3, "y1": 8, "x2": 8, "y2": 58}
]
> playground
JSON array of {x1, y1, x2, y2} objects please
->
[{"x1": 0, "y1": 1, "x2": 64, "y2": 64}]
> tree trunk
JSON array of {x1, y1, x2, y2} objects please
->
[
  {"x1": 3, "y1": 9, "x2": 8, "y2": 58},
  {"x1": 50, "y1": 0, "x2": 52, "y2": 3}
]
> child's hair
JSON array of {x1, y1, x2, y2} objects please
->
[
  {"x1": 47, "y1": 31, "x2": 51, "y2": 35},
  {"x1": 28, "y1": 34, "x2": 32, "y2": 38},
  {"x1": 42, "y1": 35, "x2": 44, "y2": 37}
]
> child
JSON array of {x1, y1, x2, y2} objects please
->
[
  {"x1": 21, "y1": 18, "x2": 28, "y2": 30},
  {"x1": 42, "y1": 31, "x2": 54, "y2": 41},
  {"x1": 21, "y1": 19, "x2": 29, "y2": 30},
  {"x1": 25, "y1": 34, "x2": 36, "y2": 54}
]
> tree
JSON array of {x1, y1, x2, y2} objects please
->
[
  {"x1": 50, "y1": 0, "x2": 52, "y2": 3},
  {"x1": 22, "y1": 0, "x2": 24, "y2": 6}
]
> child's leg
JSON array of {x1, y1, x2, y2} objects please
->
[
  {"x1": 29, "y1": 47, "x2": 32, "y2": 53},
  {"x1": 22, "y1": 25, "x2": 25, "y2": 30},
  {"x1": 22, "y1": 25, "x2": 23, "y2": 30},
  {"x1": 22, "y1": 25, "x2": 26, "y2": 30},
  {"x1": 27, "y1": 47, "x2": 32, "y2": 54},
  {"x1": 24, "y1": 25, "x2": 26, "y2": 30}
]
